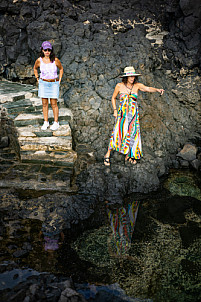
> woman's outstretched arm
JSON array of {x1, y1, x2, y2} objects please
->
[{"x1": 137, "y1": 83, "x2": 164, "y2": 95}]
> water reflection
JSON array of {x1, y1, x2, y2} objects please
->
[
  {"x1": 37, "y1": 228, "x2": 64, "y2": 271},
  {"x1": 107, "y1": 201, "x2": 139, "y2": 255},
  {"x1": 40, "y1": 231, "x2": 64, "y2": 252}
]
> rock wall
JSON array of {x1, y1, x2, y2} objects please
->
[
  {"x1": 0, "y1": 106, "x2": 20, "y2": 161},
  {"x1": 0, "y1": 0, "x2": 200, "y2": 80},
  {"x1": 0, "y1": 0, "x2": 201, "y2": 195}
]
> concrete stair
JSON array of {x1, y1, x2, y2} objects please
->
[{"x1": 0, "y1": 80, "x2": 77, "y2": 192}]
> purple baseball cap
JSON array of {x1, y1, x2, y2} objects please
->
[{"x1": 41, "y1": 41, "x2": 52, "y2": 50}]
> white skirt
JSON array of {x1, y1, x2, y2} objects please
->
[{"x1": 38, "y1": 79, "x2": 60, "y2": 99}]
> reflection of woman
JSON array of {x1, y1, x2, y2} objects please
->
[
  {"x1": 104, "y1": 66, "x2": 164, "y2": 166},
  {"x1": 107, "y1": 201, "x2": 139, "y2": 255},
  {"x1": 33, "y1": 41, "x2": 63, "y2": 131}
]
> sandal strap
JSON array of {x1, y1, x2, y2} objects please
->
[{"x1": 104, "y1": 157, "x2": 110, "y2": 163}]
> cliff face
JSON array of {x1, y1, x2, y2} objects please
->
[
  {"x1": 0, "y1": 0, "x2": 201, "y2": 196},
  {"x1": 0, "y1": 0, "x2": 200, "y2": 79}
]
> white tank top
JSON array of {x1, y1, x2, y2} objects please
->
[{"x1": 40, "y1": 57, "x2": 58, "y2": 80}]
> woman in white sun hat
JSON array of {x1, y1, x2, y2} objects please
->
[
  {"x1": 34, "y1": 41, "x2": 63, "y2": 131},
  {"x1": 104, "y1": 66, "x2": 164, "y2": 166}
]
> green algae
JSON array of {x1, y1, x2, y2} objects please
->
[{"x1": 163, "y1": 170, "x2": 201, "y2": 200}]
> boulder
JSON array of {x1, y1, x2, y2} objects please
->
[{"x1": 177, "y1": 143, "x2": 198, "y2": 161}]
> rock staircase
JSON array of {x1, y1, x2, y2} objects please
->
[{"x1": 0, "y1": 80, "x2": 77, "y2": 192}]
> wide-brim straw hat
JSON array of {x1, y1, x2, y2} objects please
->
[{"x1": 120, "y1": 66, "x2": 141, "y2": 77}]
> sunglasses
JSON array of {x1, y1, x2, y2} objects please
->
[{"x1": 43, "y1": 48, "x2": 51, "y2": 52}]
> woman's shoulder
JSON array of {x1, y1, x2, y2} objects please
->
[
  {"x1": 135, "y1": 82, "x2": 143, "y2": 87},
  {"x1": 116, "y1": 82, "x2": 124, "y2": 89},
  {"x1": 114, "y1": 82, "x2": 123, "y2": 92},
  {"x1": 34, "y1": 57, "x2": 41, "y2": 66}
]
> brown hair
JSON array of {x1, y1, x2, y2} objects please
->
[
  {"x1": 122, "y1": 76, "x2": 138, "y2": 84},
  {"x1": 39, "y1": 47, "x2": 55, "y2": 63}
]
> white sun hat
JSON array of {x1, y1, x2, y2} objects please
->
[{"x1": 121, "y1": 66, "x2": 141, "y2": 77}]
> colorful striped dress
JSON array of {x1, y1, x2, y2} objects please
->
[{"x1": 109, "y1": 92, "x2": 143, "y2": 159}]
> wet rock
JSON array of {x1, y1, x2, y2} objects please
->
[
  {"x1": 0, "y1": 262, "x2": 86, "y2": 302},
  {"x1": 13, "y1": 249, "x2": 29, "y2": 258},
  {"x1": 59, "y1": 287, "x2": 86, "y2": 302}
]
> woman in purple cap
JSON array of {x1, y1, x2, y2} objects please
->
[
  {"x1": 34, "y1": 41, "x2": 63, "y2": 130},
  {"x1": 104, "y1": 66, "x2": 164, "y2": 166}
]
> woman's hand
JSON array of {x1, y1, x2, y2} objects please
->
[
  {"x1": 113, "y1": 109, "x2": 118, "y2": 119},
  {"x1": 157, "y1": 88, "x2": 165, "y2": 95}
]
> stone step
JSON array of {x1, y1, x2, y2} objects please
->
[
  {"x1": 0, "y1": 161, "x2": 77, "y2": 193},
  {"x1": 0, "y1": 178, "x2": 77, "y2": 193},
  {"x1": 30, "y1": 97, "x2": 65, "y2": 107},
  {"x1": 19, "y1": 136, "x2": 72, "y2": 151},
  {"x1": 0, "y1": 80, "x2": 36, "y2": 104},
  {"x1": 2, "y1": 97, "x2": 65, "y2": 108},
  {"x1": 20, "y1": 150, "x2": 77, "y2": 166},
  {"x1": 0, "y1": 91, "x2": 34, "y2": 104},
  {"x1": 14, "y1": 109, "x2": 72, "y2": 127},
  {"x1": 3, "y1": 99, "x2": 33, "y2": 108},
  {"x1": 17, "y1": 124, "x2": 72, "y2": 138},
  {"x1": 4, "y1": 98, "x2": 66, "y2": 116}
]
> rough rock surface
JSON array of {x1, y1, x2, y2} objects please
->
[
  {"x1": 177, "y1": 143, "x2": 198, "y2": 161},
  {"x1": 0, "y1": 0, "x2": 201, "y2": 198}
]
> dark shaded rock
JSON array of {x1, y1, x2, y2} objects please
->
[
  {"x1": 181, "y1": 259, "x2": 200, "y2": 276},
  {"x1": 179, "y1": 159, "x2": 189, "y2": 168},
  {"x1": 190, "y1": 159, "x2": 201, "y2": 170},
  {"x1": 171, "y1": 159, "x2": 180, "y2": 169},
  {"x1": 0, "y1": 262, "x2": 86, "y2": 302},
  {"x1": 179, "y1": 0, "x2": 200, "y2": 16},
  {"x1": 13, "y1": 249, "x2": 29, "y2": 258},
  {"x1": 179, "y1": 221, "x2": 201, "y2": 248},
  {"x1": 0, "y1": 136, "x2": 9, "y2": 148},
  {"x1": 156, "y1": 196, "x2": 191, "y2": 225}
]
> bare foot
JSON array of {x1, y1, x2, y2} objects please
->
[
  {"x1": 125, "y1": 157, "x2": 137, "y2": 165},
  {"x1": 104, "y1": 157, "x2": 110, "y2": 166}
]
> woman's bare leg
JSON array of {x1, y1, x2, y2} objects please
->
[
  {"x1": 42, "y1": 98, "x2": 49, "y2": 121},
  {"x1": 125, "y1": 154, "x2": 129, "y2": 161},
  {"x1": 50, "y1": 98, "x2": 59, "y2": 122},
  {"x1": 105, "y1": 148, "x2": 111, "y2": 159},
  {"x1": 104, "y1": 148, "x2": 112, "y2": 166}
]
